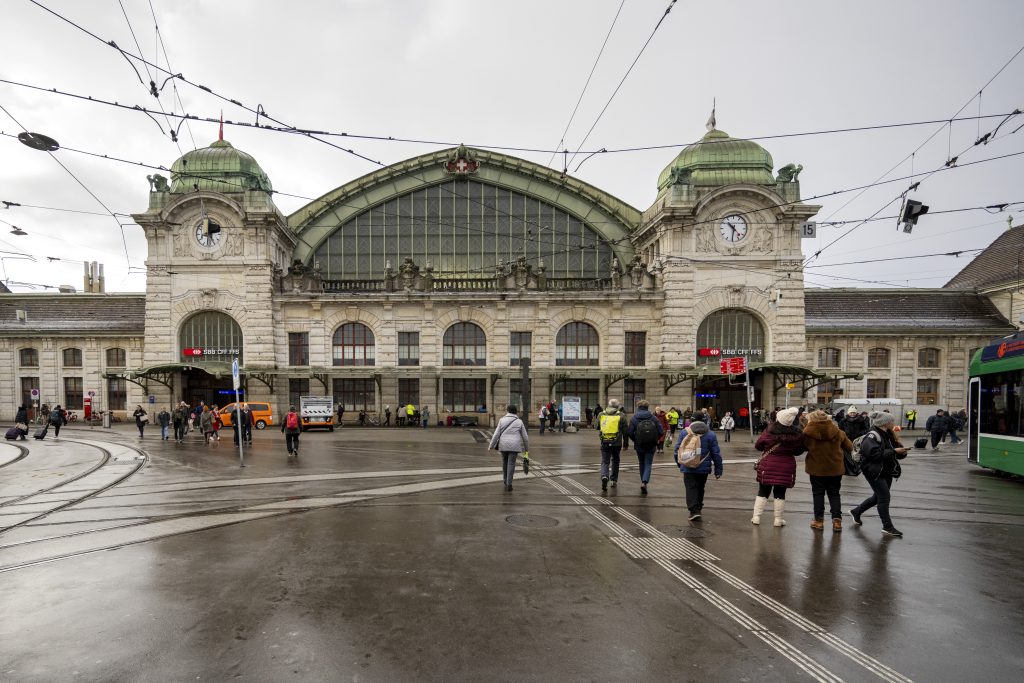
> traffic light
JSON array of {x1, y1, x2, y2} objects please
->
[{"x1": 900, "y1": 199, "x2": 929, "y2": 233}]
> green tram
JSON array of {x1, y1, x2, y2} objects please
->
[{"x1": 968, "y1": 331, "x2": 1024, "y2": 476}]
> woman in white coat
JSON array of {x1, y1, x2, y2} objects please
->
[{"x1": 488, "y1": 405, "x2": 529, "y2": 491}]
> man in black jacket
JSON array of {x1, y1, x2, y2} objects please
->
[{"x1": 925, "y1": 409, "x2": 950, "y2": 450}]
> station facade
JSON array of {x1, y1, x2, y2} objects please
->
[{"x1": 0, "y1": 129, "x2": 1018, "y2": 424}]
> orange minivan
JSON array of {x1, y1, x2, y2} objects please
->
[{"x1": 219, "y1": 402, "x2": 274, "y2": 430}]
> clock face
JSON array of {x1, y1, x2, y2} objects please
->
[
  {"x1": 194, "y1": 218, "x2": 222, "y2": 248},
  {"x1": 719, "y1": 215, "x2": 748, "y2": 242}
]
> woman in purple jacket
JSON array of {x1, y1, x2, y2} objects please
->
[{"x1": 752, "y1": 407, "x2": 806, "y2": 527}]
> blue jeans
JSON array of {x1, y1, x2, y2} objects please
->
[
  {"x1": 947, "y1": 429, "x2": 961, "y2": 444},
  {"x1": 600, "y1": 444, "x2": 621, "y2": 481},
  {"x1": 539, "y1": 420, "x2": 546, "y2": 435},
  {"x1": 636, "y1": 449, "x2": 655, "y2": 484},
  {"x1": 854, "y1": 475, "x2": 894, "y2": 527},
  {"x1": 160, "y1": 425, "x2": 169, "y2": 439}
]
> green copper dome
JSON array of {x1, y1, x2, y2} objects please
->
[
  {"x1": 657, "y1": 129, "x2": 775, "y2": 190},
  {"x1": 169, "y1": 139, "x2": 273, "y2": 194}
]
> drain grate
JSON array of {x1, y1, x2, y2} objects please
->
[{"x1": 506, "y1": 514, "x2": 560, "y2": 528}]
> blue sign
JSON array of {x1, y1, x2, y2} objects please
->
[
  {"x1": 695, "y1": 393, "x2": 718, "y2": 398},
  {"x1": 148, "y1": 395, "x2": 156, "y2": 404}
]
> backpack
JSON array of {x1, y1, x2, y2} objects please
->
[
  {"x1": 286, "y1": 412, "x2": 299, "y2": 430},
  {"x1": 599, "y1": 413, "x2": 621, "y2": 442},
  {"x1": 846, "y1": 431, "x2": 878, "y2": 476},
  {"x1": 677, "y1": 431, "x2": 705, "y2": 469},
  {"x1": 634, "y1": 416, "x2": 659, "y2": 449}
]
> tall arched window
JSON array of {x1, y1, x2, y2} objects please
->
[
  {"x1": 62, "y1": 347, "x2": 83, "y2": 367},
  {"x1": 332, "y1": 323, "x2": 376, "y2": 366},
  {"x1": 556, "y1": 322, "x2": 599, "y2": 366},
  {"x1": 179, "y1": 311, "x2": 244, "y2": 363},
  {"x1": 443, "y1": 322, "x2": 486, "y2": 366},
  {"x1": 867, "y1": 347, "x2": 890, "y2": 368},
  {"x1": 106, "y1": 347, "x2": 127, "y2": 367},
  {"x1": 695, "y1": 309, "x2": 765, "y2": 365},
  {"x1": 817, "y1": 347, "x2": 841, "y2": 368}
]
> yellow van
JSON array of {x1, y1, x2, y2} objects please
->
[{"x1": 218, "y1": 402, "x2": 274, "y2": 430}]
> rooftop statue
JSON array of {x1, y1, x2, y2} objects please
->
[{"x1": 776, "y1": 163, "x2": 803, "y2": 183}]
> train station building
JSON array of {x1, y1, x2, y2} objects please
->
[{"x1": 0, "y1": 128, "x2": 1018, "y2": 423}]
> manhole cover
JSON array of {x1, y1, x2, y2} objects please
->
[
  {"x1": 657, "y1": 525, "x2": 707, "y2": 538},
  {"x1": 506, "y1": 514, "x2": 560, "y2": 528}
]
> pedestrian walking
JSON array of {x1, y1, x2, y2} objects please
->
[
  {"x1": 654, "y1": 407, "x2": 670, "y2": 453},
  {"x1": 802, "y1": 410, "x2": 852, "y2": 532},
  {"x1": 14, "y1": 405, "x2": 29, "y2": 440},
  {"x1": 628, "y1": 400, "x2": 664, "y2": 496},
  {"x1": 199, "y1": 406, "x2": 215, "y2": 444},
  {"x1": 548, "y1": 401, "x2": 558, "y2": 433},
  {"x1": 720, "y1": 412, "x2": 735, "y2": 442},
  {"x1": 667, "y1": 407, "x2": 680, "y2": 439},
  {"x1": 422, "y1": 405, "x2": 430, "y2": 428},
  {"x1": 925, "y1": 409, "x2": 949, "y2": 449},
  {"x1": 946, "y1": 410, "x2": 964, "y2": 444},
  {"x1": 488, "y1": 405, "x2": 528, "y2": 492},
  {"x1": 751, "y1": 407, "x2": 805, "y2": 527},
  {"x1": 50, "y1": 404, "x2": 67, "y2": 439},
  {"x1": 211, "y1": 405, "x2": 222, "y2": 441},
  {"x1": 850, "y1": 411, "x2": 908, "y2": 537},
  {"x1": 738, "y1": 405, "x2": 749, "y2": 429},
  {"x1": 282, "y1": 405, "x2": 301, "y2": 456},
  {"x1": 172, "y1": 402, "x2": 188, "y2": 443},
  {"x1": 585, "y1": 406, "x2": 594, "y2": 429},
  {"x1": 232, "y1": 404, "x2": 244, "y2": 446},
  {"x1": 158, "y1": 407, "x2": 171, "y2": 440},
  {"x1": 842, "y1": 409, "x2": 871, "y2": 442},
  {"x1": 673, "y1": 419, "x2": 723, "y2": 521},
  {"x1": 538, "y1": 403, "x2": 548, "y2": 435},
  {"x1": 337, "y1": 404, "x2": 346, "y2": 426},
  {"x1": 598, "y1": 399, "x2": 628, "y2": 491},
  {"x1": 133, "y1": 405, "x2": 148, "y2": 438},
  {"x1": 905, "y1": 408, "x2": 917, "y2": 430}
]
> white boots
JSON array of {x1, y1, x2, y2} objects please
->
[
  {"x1": 751, "y1": 496, "x2": 768, "y2": 525},
  {"x1": 751, "y1": 496, "x2": 786, "y2": 526},
  {"x1": 773, "y1": 499, "x2": 787, "y2": 527}
]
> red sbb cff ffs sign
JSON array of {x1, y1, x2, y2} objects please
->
[
  {"x1": 720, "y1": 357, "x2": 746, "y2": 374},
  {"x1": 698, "y1": 347, "x2": 721, "y2": 357},
  {"x1": 183, "y1": 348, "x2": 204, "y2": 357},
  {"x1": 183, "y1": 348, "x2": 238, "y2": 357}
]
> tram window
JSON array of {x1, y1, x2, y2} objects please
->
[{"x1": 978, "y1": 371, "x2": 1023, "y2": 438}]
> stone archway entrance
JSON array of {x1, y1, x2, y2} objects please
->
[{"x1": 180, "y1": 366, "x2": 236, "y2": 409}]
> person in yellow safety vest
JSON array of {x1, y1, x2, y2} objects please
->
[
  {"x1": 406, "y1": 403, "x2": 415, "y2": 427},
  {"x1": 598, "y1": 399, "x2": 629, "y2": 492},
  {"x1": 905, "y1": 409, "x2": 917, "y2": 430},
  {"x1": 667, "y1": 407, "x2": 681, "y2": 439}
]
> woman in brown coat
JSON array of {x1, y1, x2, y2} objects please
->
[{"x1": 802, "y1": 410, "x2": 852, "y2": 531}]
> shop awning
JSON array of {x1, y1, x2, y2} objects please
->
[{"x1": 661, "y1": 363, "x2": 862, "y2": 392}]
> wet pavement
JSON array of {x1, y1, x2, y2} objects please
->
[{"x1": 1, "y1": 424, "x2": 1022, "y2": 681}]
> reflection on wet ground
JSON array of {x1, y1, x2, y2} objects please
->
[{"x1": 1, "y1": 425, "x2": 1022, "y2": 681}]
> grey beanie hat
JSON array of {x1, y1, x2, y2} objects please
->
[
  {"x1": 869, "y1": 411, "x2": 896, "y2": 429},
  {"x1": 689, "y1": 420, "x2": 708, "y2": 434}
]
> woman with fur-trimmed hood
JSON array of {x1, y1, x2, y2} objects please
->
[{"x1": 802, "y1": 410, "x2": 853, "y2": 532}]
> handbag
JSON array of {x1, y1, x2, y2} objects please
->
[
  {"x1": 139, "y1": 414, "x2": 150, "y2": 424},
  {"x1": 843, "y1": 448, "x2": 861, "y2": 477},
  {"x1": 15, "y1": 422, "x2": 28, "y2": 431},
  {"x1": 753, "y1": 443, "x2": 778, "y2": 473}
]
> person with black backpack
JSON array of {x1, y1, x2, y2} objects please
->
[
  {"x1": 627, "y1": 399, "x2": 664, "y2": 496},
  {"x1": 50, "y1": 404, "x2": 67, "y2": 439}
]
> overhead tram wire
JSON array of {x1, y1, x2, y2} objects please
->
[
  {"x1": 813, "y1": 40, "x2": 1024, "y2": 229},
  {"x1": 147, "y1": 0, "x2": 197, "y2": 149},
  {"x1": 0, "y1": 102, "x2": 133, "y2": 267},
  {"x1": 564, "y1": 0, "x2": 677, "y2": 171},
  {"x1": 1, "y1": 75, "x2": 1019, "y2": 157},
  {"x1": 546, "y1": 0, "x2": 627, "y2": 170}
]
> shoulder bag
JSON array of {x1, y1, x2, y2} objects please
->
[{"x1": 753, "y1": 443, "x2": 778, "y2": 473}]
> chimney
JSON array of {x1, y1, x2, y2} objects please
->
[
  {"x1": 98, "y1": 263, "x2": 105, "y2": 293},
  {"x1": 83, "y1": 262, "x2": 90, "y2": 292},
  {"x1": 82, "y1": 262, "x2": 105, "y2": 293}
]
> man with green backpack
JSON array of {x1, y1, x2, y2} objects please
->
[{"x1": 598, "y1": 399, "x2": 629, "y2": 492}]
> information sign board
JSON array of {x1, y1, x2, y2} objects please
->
[{"x1": 561, "y1": 396, "x2": 582, "y2": 423}]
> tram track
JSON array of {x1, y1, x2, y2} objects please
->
[
  {"x1": 0, "y1": 442, "x2": 30, "y2": 469},
  {"x1": 0, "y1": 439, "x2": 148, "y2": 534}
]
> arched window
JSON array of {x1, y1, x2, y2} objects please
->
[
  {"x1": 556, "y1": 322, "x2": 599, "y2": 367},
  {"x1": 918, "y1": 347, "x2": 941, "y2": 368},
  {"x1": 18, "y1": 348, "x2": 38, "y2": 367},
  {"x1": 867, "y1": 347, "x2": 890, "y2": 369},
  {"x1": 695, "y1": 309, "x2": 765, "y2": 365},
  {"x1": 62, "y1": 347, "x2": 83, "y2": 368},
  {"x1": 332, "y1": 323, "x2": 376, "y2": 366},
  {"x1": 106, "y1": 347, "x2": 127, "y2": 367},
  {"x1": 443, "y1": 322, "x2": 486, "y2": 366},
  {"x1": 179, "y1": 311, "x2": 244, "y2": 363},
  {"x1": 817, "y1": 347, "x2": 841, "y2": 368}
]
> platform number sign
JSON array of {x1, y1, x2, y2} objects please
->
[{"x1": 800, "y1": 221, "x2": 817, "y2": 239}]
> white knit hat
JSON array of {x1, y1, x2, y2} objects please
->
[{"x1": 776, "y1": 407, "x2": 799, "y2": 427}]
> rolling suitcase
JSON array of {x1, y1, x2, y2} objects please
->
[
  {"x1": 5, "y1": 427, "x2": 20, "y2": 440},
  {"x1": 34, "y1": 424, "x2": 48, "y2": 440}
]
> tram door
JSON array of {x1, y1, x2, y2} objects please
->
[{"x1": 967, "y1": 378, "x2": 980, "y2": 463}]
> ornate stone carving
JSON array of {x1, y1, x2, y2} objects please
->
[
  {"x1": 172, "y1": 231, "x2": 190, "y2": 257},
  {"x1": 667, "y1": 167, "x2": 692, "y2": 186},
  {"x1": 223, "y1": 233, "x2": 244, "y2": 257},
  {"x1": 399, "y1": 257, "x2": 420, "y2": 291},
  {"x1": 752, "y1": 228, "x2": 774, "y2": 254},
  {"x1": 279, "y1": 259, "x2": 323, "y2": 293},
  {"x1": 147, "y1": 173, "x2": 169, "y2": 192},
  {"x1": 776, "y1": 163, "x2": 803, "y2": 182},
  {"x1": 611, "y1": 257, "x2": 623, "y2": 289},
  {"x1": 697, "y1": 225, "x2": 717, "y2": 252},
  {"x1": 443, "y1": 144, "x2": 479, "y2": 175}
]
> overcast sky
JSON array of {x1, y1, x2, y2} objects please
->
[{"x1": 2, "y1": 0, "x2": 1023, "y2": 293}]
